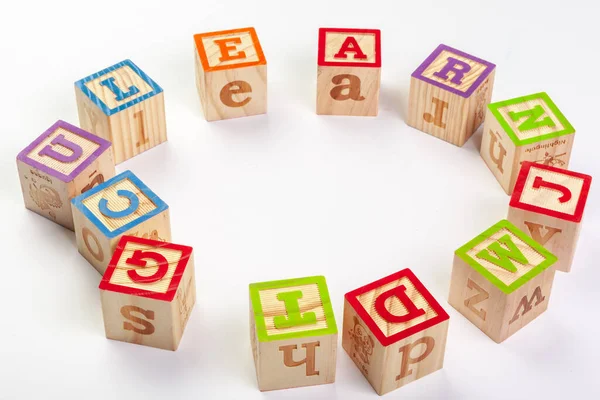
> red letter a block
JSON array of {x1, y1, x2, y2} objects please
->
[{"x1": 342, "y1": 269, "x2": 449, "y2": 395}]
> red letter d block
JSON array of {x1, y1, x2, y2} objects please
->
[{"x1": 342, "y1": 269, "x2": 449, "y2": 395}]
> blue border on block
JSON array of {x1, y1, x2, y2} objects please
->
[
  {"x1": 71, "y1": 170, "x2": 168, "y2": 238},
  {"x1": 74, "y1": 59, "x2": 163, "y2": 116}
]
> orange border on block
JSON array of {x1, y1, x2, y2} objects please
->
[{"x1": 194, "y1": 27, "x2": 266, "y2": 72}]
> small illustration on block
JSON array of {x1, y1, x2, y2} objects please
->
[
  {"x1": 449, "y1": 219, "x2": 558, "y2": 343},
  {"x1": 194, "y1": 27, "x2": 267, "y2": 121},
  {"x1": 249, "y1": 276, "x2": 337, "y2": 391},
  {"x1": 508, "y1": 162, "x2": 592, "y2": 273},
  {"x1": 316, "y1": 28, "x2": 381, "y2": 116},
  {"x1": 71, "y1": 170, "x2": 171, "y2": 275},
  {"x1": 342, "y1": 269, "x2": 450, "y2": 395},
  {"x1": 480, "y1": 92, "x2": 575, "y2": 194},
  {"x1": 16, "y1": 120, "x2": 115, "y2": 230},
  {"x1": 407, "y1": 44, "x2": 496, "y2": 146},
  {"x1": 75, "y1": 59, "x2": 167, "y2": 164},
  {"x1": 99, "y1": 235, "x2": 196, "y2": 351}
]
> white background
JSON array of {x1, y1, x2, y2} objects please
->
[{"x1": 0, "y1": 0, "x2": 598, "y2": 398}]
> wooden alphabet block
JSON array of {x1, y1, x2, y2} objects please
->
[
  {"x1": 71, "y1": 170, "x2": 171, "y2": 275},
  {"x1": 75, "y1": 59, "x2": 167, "y2": 164},
  {"x1": 407, "y1": 44, "x2": 496, "y2": 146},
  {"x1": 249, "y1": 276, "x2": 337, "y2": 391},
  {"x1": 99, "y1": 235, "x2": 195, "y2": 351},
  {"x1": 194, "y1": 27, "x2": 267, "y2": 121},
  {"x1": 342, "y1": 269, "x2": 449, "y2": 396},
  {"x1": 508, "y1": 162, "x2": 592, "y2": 273},
  {"x1": 16, "y1": 120, "x2": 115, "y2": 230},
  {"x1": 480, "y1": 92, "x2": 575, "y2": 194},
  {"x1": 316, "y1": 28, "x2": 381, "y2": 116},
  {"x1": 449, "y1": 220, "x2": 558, "y2": 343}
]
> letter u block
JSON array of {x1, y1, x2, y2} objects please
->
[
  {"x1": 480, "y1": 92, "x2": 576, "y2": 195},
  {"x1": 99, "y1": 235, "x2": 196, "y2": 351},
  {"x1": 508, "y1": 162, "x2": 592, "y2": 273},
  {"x1": 194, "y1": 27, "x2": 267, "y2": 121},
  {"x1": 342, "y1": 269, "x2": 449, "y2": 396},
  {"x1": 249, "y1": 276, "x2": 337, "y2": 391},
  {"x1": 16, "y1": 120, "x2": 115, "y2": 230},
  {"x1": 408, "y1": 44, "x2": 496, "y2": 146},
  {"x1": 317, "y1": 28, "x2": 381, "y2": 116},
  {"x1": 75, "y1": 59, "x2": 167, "y2": 164},
  {"x1": 71, "y1": 170, "x2": 171, "y2": 275},
  {"x1": 449, "y1": 220, "x2": 558, "y2": 343}
]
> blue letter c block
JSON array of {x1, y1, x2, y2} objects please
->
[{"x1": 98, "y1": 189, "x2": 140, "y2": 218}]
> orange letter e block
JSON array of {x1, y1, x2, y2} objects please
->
[
  {"x1": 342, "y1": 269, "x2": 449, "y2": 395},
  {"x1": 194, "y1": 27, "x2": 267, "y2": 121}
]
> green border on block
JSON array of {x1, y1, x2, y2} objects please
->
[
  {"x1": 455, "y1": 220, "x2": 557, "y2": 294},
  {"x1": 249, "y1": 275, "x2": 338, "y2": 342},
  {"x1": 488, "y1": 92, "x2": 575, "y2": 146}
]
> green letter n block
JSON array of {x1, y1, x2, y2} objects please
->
[
  {"x1": 455, "y1": 220, "x2": 557, "y2": 294},
  {"x1": 249, "y1": 276, "x2": 337, "y2": 342}
]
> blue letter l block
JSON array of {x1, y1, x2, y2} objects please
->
[{"x1": 99, "y1": 76, "x2": 140, "y2": 101}]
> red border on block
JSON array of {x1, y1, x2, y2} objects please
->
[
  {"x1": 510, "y1": 162, "x2": 592, "y2": 223},
  {"x1": 345, "y1": 268, "x2": 449, "y2": 347},
  {"x1": 318, "y1": 27, "x2": 381, "y2": 67},
  {"x1": 99, "y1": 235, "x2": 193, "y2": 302}
]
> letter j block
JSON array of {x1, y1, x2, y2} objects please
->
[
  {"x1": 408, "y1": 44, "x2": 496, "y2": 147},
  {"x1": 16, "y1": 120, "x2": 115, "y2": 230},
  {"x1": 317, "y1": 28, "x2": 381, "y2": 116},
  {"x1": 342, "y1": 268, "x2": 450, "y2": 395},
  {"x1": 480, "y1": 92, "x2": 576, "y2": 195},
  {"x1": 99, "y1": 235, "x2": 196, "y2": 351},
  {"x1": 449, "y1": 220, "x2": 557, "y2": 343},
  {"x1": 75, "y1": 59, "x2": 167, "y2": 164},
  {"x1": 194, "y1": 27, "x2": 267, "y2": 121},
  {"x1": 71, "y1": 170, "x2": 171, "y2": 275},
  {"x1": 249, "y1": 276, "x2": 337, "y2": 391}
]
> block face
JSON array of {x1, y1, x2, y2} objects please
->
[
  {"x1": 455, "y1": 220, "x2": 557, "y2": 294},
  {"x1": 249, "y1": 276, "x2": 337, "y2": 391},
  {"x1": 318, "y1": 28, "x2": 381, "y2": 67},
  {"x1": 511, "y1": 162, "x2": 591, "y2": 223},
  {"x1": 75, "y1": 60, "x2": 163, "y2": 116},
  {"x1": 194, "y1": 27, "x2": 266, "y2": 71},
  {"x1": 411, "y1": 44, "x2": 495, "y2": 98},
  {"x1": 489, "y1": 93, "x2": 575, "y2": 146},
  {"x1": 345, "y1": 269, "x2": 449, "y2": 346}
]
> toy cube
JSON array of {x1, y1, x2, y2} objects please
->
[
  {"x1": 99, "y1": 235, "x2": 196, "y2": 351},
  {"x1": 249, "y1": 276, "x2": 337, "y2": 391},
  {"x1": 71, "y1": 170, "x2": 171, "y2": 275},
  {"x1": 316, "y1": 28, "x2": 381, "y2": 116},
  {"x1": 75, "y1": 59, "x2": 167, "y2": 164},
  {"x1": 508, "y1": 162, "x2": 592, "y2": 273},
  {"x1": 480, "y1": 92, "x2": 575, "y2": 195},
  {"x1": 194, "y1": 27, "x2": 267, "y2": 121},
  {"x1": 408, "y1": 44, "x2": 496, "y2": 146},
  {"x1": 449, "y1": 220, "x2": 558, "y2": 343},
  {"x1": 16, "y1": 120, "x2": 115, "y2": 230},
  {"x1": 342, "y1": 269, "x2": 449, "y2": 396}
]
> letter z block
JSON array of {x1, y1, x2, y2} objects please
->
[
  {"x1": 249, "y1": 276, "x2": 337, "y2": 391},
  {"x1": 449, "y1": 220, "x2": 558, "y2": 343},
  {"x1": 317, "y1": 28, "x2": 381, "y2": 116},
  {"x1": 75, "y1": 59, "x2": 167, "y2": 164},
  {"x1": 16, "y1": 120, "x2": 115, "y2": 230},
  {"x1": 194, "y1": 27, "x2": 267, "y2": 121},
  {"x1": 342, "y1": 269, "x2": 449, "y2": 395},
  {"x1": 71, "y1": 170, "x2": 171, "y2": 275},
  {"x1": 481, "y1": 92, "x2": 576, "y2": 195},
  {"x1": 508, "y1": 162, "x2": 592, "y2": 273},
  {"x1": 408, "y1": 44, "x2": 496, "y2": 147},
  {"x1": 99, "y1": 235, "x2": 196, "y2": 351}
]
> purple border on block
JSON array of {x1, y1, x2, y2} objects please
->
[
  {"x1": 16, "y1": 120, "x2": 112, "y2": 182},
  {"x1": 411, "y1": 44, "x2": 496, "y2": 98}
]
